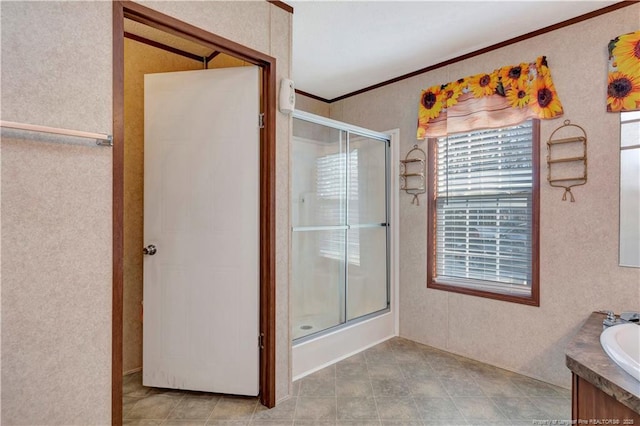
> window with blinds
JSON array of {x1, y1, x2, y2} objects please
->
[
  {"x1": 428, "y1": 120, "x2": 539, "y2": 304},
  {"x1": 317, "y1": 150, "x2": 360, "y2": 265}
]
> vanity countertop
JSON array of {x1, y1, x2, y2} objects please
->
[{"x1": 566, "y1": 312, "x2": 640, "y2": 413}]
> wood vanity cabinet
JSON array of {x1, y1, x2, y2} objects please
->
[{"x1": 572, "y1": 373, "x2": 640, "y2": 423}]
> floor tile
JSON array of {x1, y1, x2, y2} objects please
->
[
  {"x1": 413, "y1": 396, "x2": 465, "y2": 422},
  {"x1": 391, "y1": 348, "x2": 425, "y2": 363},
  {"x1": 307, "y1": 366, "x2": 336, "y2": 380},
  {"x1": 249, "y1": 421, "x2": 294, "y2": 426},
  {"x1": 168, "y1": 394, "x2": 220, "y2": 420},
  {"x1": 490, "y1": 397, "x2": 549, "y2": 421},
  {"x1": 404, "y1": 376, "x2": 448, "y2": 397},
  {"x1": 299, "y1": 377, "x2": 336, "y2": 397},
  {"x1": 528, "y1": 397, "x2": 572, "y2": 420},
  {"x1": 374, "y1": 397, "x2": 420, "y2": 420},
  {"x1": 124, "y1": 396, "x2": 144, "y2": 417},
  {"x1": 253, "y1": 397, "x2": 297, "y2": 421},
  {"x1": 398, "y1": 361, "x2": 436, "y2": 379},
  {"x1": 336, "y1": 397, "x2": 378, "y2": 421},
  {"x1": 423, "y1": 351, "x2": 461, "y2": 365},
  {"x1": 123, "y1": 338, "x2": 571, "y2": 425},
  {"x1": 417, "y1": 344, "x2": 444, "y2": 356},
  {"x1": 367, "y1": 364, "x2": 403, "y2": 380},
  {"x1": 452, "y1": 397, "x2": 507, "y2": 422},
  {"x1": 363, "y1": 346, "x2": 396, "y2": 364},
  {"x1": 336, "y1": 362, "x2": 369, "y2": 380},
  {"x1": 440, "y1": 377, "x2": 485, "y2": 397},
  {"x1": 126, "y1": 394, "x2": 182, "y2": 420},
  {"x1": 294, "y1": 397, "x2": 337, "y2": 421},
  {"x1": 148, "y1": 387, "x2": 190, "y2": 397},
  {"x1": 387, "y1": 337, "x2": 416, "y2": 348},
  {"x1": 124, "y1": 372, "x2": 154, "y2": 398},
  {"x1": 551, "y1": 386, "x2": 572, "y2": 399},
  {"x1": 510, "y1": 376, "x2": 567, "y2": 397},
  {"x1": 464, "y1": 362, "x2": 513, "y2": 381},
  {"x1": 336, "y1": 378, "x2": 373, "y2": 398},
  {"x1": 291, "y1": 381, "x2": 301, "y2": 397},
  {"x1": 428, "y1": 360, "x2": 465, "y2": 379},
  {"x1": 476, "y1": 376, "x2": 526, "y2": 398},
  {"x1": 370, "y1": 377, "x2": 411, "y2": 398},
  {"x1": 209, "y1": 396, "x2": 258, "y2": 421},
  {"x1": 340, "y1": 353, "x2": 366, "y2": 364}
]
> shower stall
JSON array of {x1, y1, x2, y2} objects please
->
[{"x1": 291, "y1": 110, "x2": 396, "y2": 378}]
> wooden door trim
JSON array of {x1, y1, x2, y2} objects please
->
[
  {"x1": 112, "y1": 2, "x2": 125, "y2": 422},
  {"x1": 112, "y1": 2, "x2": 277, "y2": 423}
]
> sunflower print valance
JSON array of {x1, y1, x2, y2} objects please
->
[
  {"x1": 417, "y1": 56, "x2": 563, "y2": 139},
  {"x1": 607, "y1": 30, "x2": 640, "y2": 112}
]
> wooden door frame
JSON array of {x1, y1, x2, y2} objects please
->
[{"x1": 112, "y1": 2, "x2": 277, "y2": 423}]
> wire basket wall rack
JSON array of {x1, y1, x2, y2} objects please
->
[
  {"x1": 400, "y1": 144, "x2": 426, "y2": 205},
  {"x1": 546, "y1": 120, "x2": 587, "y2": 202}
]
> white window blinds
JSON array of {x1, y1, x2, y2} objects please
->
[
  {"x1": 434, "y1": 120, "x2": 534, "y2": 296},
  {"x1": 317, "y1": 150, "x2": 360, "y2": 265}
]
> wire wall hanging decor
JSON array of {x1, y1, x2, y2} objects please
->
[
  {"x1": 546, "y1": 120, "x2": 588, "y2": 202},
  {"x1": 400, "y1": 144, "x2": 426, "y2": 205}
]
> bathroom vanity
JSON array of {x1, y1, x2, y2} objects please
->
[{"x1": 566, "y1": 312, "x2": 640, "y2": 422}]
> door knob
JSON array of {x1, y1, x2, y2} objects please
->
[{"x1": 143, "y1": 244, "x2": 157, "y2": 255}]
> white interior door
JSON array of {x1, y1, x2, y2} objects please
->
[{"x1": 143, "y1": 66, "x2": 260, "y2": 395}]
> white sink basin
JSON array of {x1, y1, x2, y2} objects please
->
[{"x1": 601, "y1": 323, "x2": 640, "y2": 381}]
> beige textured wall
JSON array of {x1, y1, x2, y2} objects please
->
[
  {"x1": 296, "y1": 93, "x2": 331, "y2": 117},
  {"x1": 209, "y1": 54, "x2": 250, "y2": 69},
  {"x1": 123, "y1": 38, "x2": 202, "y2": 374},
  {"x1": 2, "y1": 1, "x2": 292, "y2": 424},
  {"x1": 1, "y1": 1, "x2": 113, "y2": 423},
  {"x1": 330, "y1": 5, "x2": 640, "y2": 389}
]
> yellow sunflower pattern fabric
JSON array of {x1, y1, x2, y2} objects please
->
[
  {"x1": 607, "y1": 30, "x2": 640, "y2": 112},
  {"x1": 417, "y1": 56, "x2": 563, "y2": 139}
]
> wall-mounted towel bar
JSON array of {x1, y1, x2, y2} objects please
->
[{"x1": 0, "y1": 120, "x2": 113, "y2": 146}]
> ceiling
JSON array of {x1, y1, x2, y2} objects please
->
[{"x1": 289, "y1": 0, "x2": 619, "y2": 101}]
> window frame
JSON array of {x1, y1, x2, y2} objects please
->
[{"x1": 426, "y1": 119, "x2": 540, "y2": 306}]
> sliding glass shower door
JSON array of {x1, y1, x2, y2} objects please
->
[{"x1": 292, "y1": 112, "x2": 390, "y2": 341}]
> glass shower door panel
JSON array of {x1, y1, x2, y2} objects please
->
[
  {"x1": 346, "y1": 133, "x2": 388, "y2": 321},
  {"x1": 346, "y1": 227, "x2": 388, "y2": 321},
  {"x1": 292, "y1": 229, "x2": 347, "y2": 340},
  {"x1": 348, "y1": 134, "x2": 387, "y2": 225},
  {"x1": 292, "y1": 119, "x2": 347, "y2": 228}
]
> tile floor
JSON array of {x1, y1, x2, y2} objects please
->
[{"x1": 123, "y1": 337, "x2": 571, "y2": 425}]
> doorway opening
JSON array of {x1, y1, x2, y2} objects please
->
[{"x1": 113, "y1": 2, "x2": 276, "y2": 423}]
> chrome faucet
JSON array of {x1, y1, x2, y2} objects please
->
[
  {"x1": 620, "y1": 311, "x2": 640, "y2": 323},
  {"x1": 602, "y1": 310, "x2": 640, "y2": 329},
  {"x1": 603, "y1": 311, "x2": 618, "y2": 329}
]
